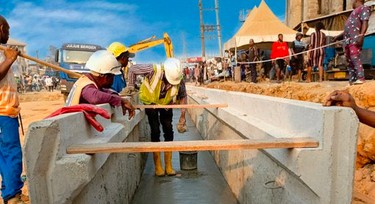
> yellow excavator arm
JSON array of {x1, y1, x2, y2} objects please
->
[{"x1": 129, "y1": 33, "x2": 174, "y2": 58}]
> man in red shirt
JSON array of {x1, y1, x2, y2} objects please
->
[{"x1": 271, "y1": 34, "x2": 289, "y2": 82}]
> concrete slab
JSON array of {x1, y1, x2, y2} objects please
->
[
  {"x1": 186, "y1": 85, "x2": 359, "y2": 204},
  {"x1": 131, "y1": 110, "x2": 238, "y2": 204},
  {"x1": 24, "y1": 104, "x2": 148, "y2": 204}
]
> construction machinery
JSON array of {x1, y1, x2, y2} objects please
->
[
  {"x1": 129, "y1": 33, "x2": 174, "y2": 58},
  {"x1": 54, "y1": 43, "x2": 104, "y2": 98}
]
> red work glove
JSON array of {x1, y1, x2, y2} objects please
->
[{"x1": 46, "y1": 104, "x2": 111, "y2": 132}]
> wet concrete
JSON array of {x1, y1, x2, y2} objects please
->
[{"x1": 131, "y1": 110, "x2": 238, "y2": 204}]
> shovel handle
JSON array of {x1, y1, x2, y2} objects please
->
[{"x1": 0, "y1": 45, "x2": 82, "y2": 78}]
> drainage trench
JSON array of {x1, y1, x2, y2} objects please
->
[{"x1": 131, "y1": 110, "x2": 238, "y2": 204}]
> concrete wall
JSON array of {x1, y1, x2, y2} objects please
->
[
  {"x1": 24, "y1": 104, "x2": 149, "y2": 204},
  {"x1": 186, "y1": 86, "x2": 358, "y2": 204},
  {"x1": 286, "y1": 0, "x2": 302, "y2": 29}
]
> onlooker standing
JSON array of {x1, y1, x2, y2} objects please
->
[
  {"x1": 309, "y1": 22, "x2": 326, "y2": 82},
  {"x1": 0, "y1": 15, "x2": 25, "y2": 204},
  {"x1": 189, "y1": 67, "x2": 194, "y2": 82},
  {"x1": 247, "y1": 39, "x2": 259, "y2": 83},
  {"x1": 271, "y1": 34, "x2": 289, "y2": 82},
  {"x1": 45, "y1": 76, "x2": 53, "y2": 92},
  {"x1": 194, "y1": 64, "x2": 200, "y2": 86},
  {"x1": 216, "y1": 59, "x2": 223, "y2": 74},
  {"x1": 291, "y1": 33, "x2": 307, "y2": 82},
  {"x1": 184, "y1": 66, "x2": 189, "y2": 81},
  {"x1": 52, "y1": 76, "x2": 58, "y2": 90},
  {"x1": 230, "y1": 51, "x2": 236, "y2": 79},
  {"x1": 32, "y1": 75, "x2": 39, "y2": 91},
  {"x1": 333, "y1": 0, "x2": 371, "y2": 85}
]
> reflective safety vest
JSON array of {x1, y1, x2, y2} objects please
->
[
  {"x1": 0, "y1": 53, "x2": 20, "y2": 117},
  {"x1": 139, "y1": 65, "x2": 179, "y2": 105},
  {"x1": 65, "y1": 75, "x2": 97, "y2": 106}
]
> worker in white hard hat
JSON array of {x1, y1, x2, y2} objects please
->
[
  {"x1": 126, "y1": 58, "x2": 187, "y2": 177},
  {"x1": 107, "y1": 42, "x2": 135, "y2": 93},
  {"x1": 65, "y1": 50, "x2": 135, "y2": 119}
]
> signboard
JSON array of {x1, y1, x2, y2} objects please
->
[
  {"x1": 186, "y1": 57, "x2": 203, "y2": 63},
  {"x1": 62, "y1": 43, "x2": 103, "y2": 51}
]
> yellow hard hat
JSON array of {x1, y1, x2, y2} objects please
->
[{"x1": 107, "y1": 42, "x2": 134, "y2": 58}]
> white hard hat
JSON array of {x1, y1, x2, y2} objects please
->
[
  {"x1": 85, "y1": 50, "x2": 121, "y2": 75},
  {"x1": 164, "y1": 58, "x2": 182, "y2": 85}
]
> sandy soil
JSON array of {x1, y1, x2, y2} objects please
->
[{"x1": 6, "y1": 81, "x2": 375, "y2": 203}]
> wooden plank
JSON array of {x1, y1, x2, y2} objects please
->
[
  {"x1": 133, "y1": 104, "x2": 228, "y2": 109},
  {"x1": 67, "y1": 138, "x2": 319, "y2": 154}
]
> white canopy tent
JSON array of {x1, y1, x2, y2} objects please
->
[{"x1": 224, "y1": 0, "x2": 297, "y2": 51}]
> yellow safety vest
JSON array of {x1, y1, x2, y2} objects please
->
[
  {"x1": 139, "y1": 65, "x2": 179, "y2": 105},
  {"x1": 0, "y1": 53, "x2": 20, "y2": 117},
  {"x1": 65, "y1": 75, "x2": 97, "y2": 106}
]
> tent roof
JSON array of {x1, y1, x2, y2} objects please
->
[
  {"x1": 224, "y1": 0, "x2": 297, "y2": 50},
  {"x1": 235, "y1": 6, "x2": 258, "y2": 37}
]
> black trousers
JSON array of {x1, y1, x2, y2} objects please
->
[
  {"x1": 250, "y1": 64, "x2": 257, "y2": 83},
  {"x1": 145, "y1": 108, "x2": 174, "y2": 142}
]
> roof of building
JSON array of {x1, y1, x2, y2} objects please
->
[{"x1": 7, "y1": 38, "x2": 26, "y2": 46}]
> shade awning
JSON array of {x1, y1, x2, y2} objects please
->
[{"x1": 224, "y1": 0, "x2": 296, "y2": 50}]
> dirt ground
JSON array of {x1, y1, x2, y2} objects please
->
[{"x1": 11, "y1": 81, "x2": 375, "y2": 203}]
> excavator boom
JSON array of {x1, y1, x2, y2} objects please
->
[{"x1": 129, "y1": 33, "x2": 174, "y2": 58}]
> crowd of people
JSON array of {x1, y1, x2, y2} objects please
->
[
  {"x1": 185, "y1": 0, "x2": 370, "y2": 86},
  {"x1": 187, "y1": 28, "x2": 335, "y2": 85},
  {"x1": 16, "y1": 74, "x2": 60, "y2": 93}
]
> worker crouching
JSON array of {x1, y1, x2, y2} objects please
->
[
  {"x1": 65, "y1": 50, "x2": 135, "y2": 118},
  {"x1": 126, "y1": 58, "x2": 187, "y2": 176}
]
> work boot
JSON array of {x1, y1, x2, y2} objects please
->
[
  {"x1": 6, "y1": 194, "x2": 25, "y2": 204},
  {"x1": 164, "y1": 151, "x2": 176, "y2": 176},
  {"x1": 153, "y1": 152, "x2": 165, "y2": 177}
]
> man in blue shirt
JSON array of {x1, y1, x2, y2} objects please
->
[{"x1": 107, "y1": 42, "x2": 135, "y2": 93}]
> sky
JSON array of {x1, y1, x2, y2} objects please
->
[{"x1": 0, "y1": 0, "x2": 285, "y2": 64}]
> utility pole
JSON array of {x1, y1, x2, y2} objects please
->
[
  {"x1": 215, "y1": 0, "x2": 223, "y2": 57},
  {"x1": 198, "y1": 0, "x2": 223, "y2": 58},
  {"x1": 198, "y1": 0, "x2": 205, "y2": 57}
]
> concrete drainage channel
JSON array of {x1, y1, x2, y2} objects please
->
[{"x1": 24, "y1": 85, "x2": 359, "y2": 203}]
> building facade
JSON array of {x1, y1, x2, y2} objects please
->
[
  {"x1": 7, "y1": 38, "x2": 28, "y2": 76},
  {"x1": 286, "y1": 0, "x2": 352, "y2": 28}
]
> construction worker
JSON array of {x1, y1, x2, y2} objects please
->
[
  {"x1": 0, "y1": 15, "x2": 25, "y2": 204},
  {"x1": 65, "y1": 50, "x2": 135, "y2": 118},
  {"x1": 107, "y1": 42, "x2": 135, "y2": 93},
  {"x1": 126, "y1": 58, "x2": 187, "y2": 176},
  {"x1": 323, "y1": 90, "x2": 375, "y2": 128}
]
